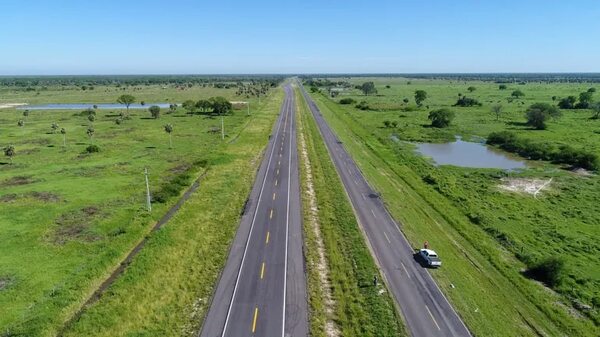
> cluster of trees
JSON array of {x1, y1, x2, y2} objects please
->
[
  {"x1": 525, "y1": 103, "x2": 561, "y2": 129},
  {"x1": 428, "y1": 109, "x2": 455, "y2": 128},
  {"x1": 235, "y1": 82, "x2": 273, "y2": 99},
  {"x1": 487, "y1": 131, "x2": 599, "y2": 170},
  {"x1": 181, "y1": 96, "x2": 233, "y2": 115},
  {"x1": 453, "y1": 96, "x2": 481, "y2": 107},
  {"x1": 360, "y1": 82, "x2": 377, "y2": 95},
  {"x1": 557, "y1": 88, "x2": 595, "y2": 109}
]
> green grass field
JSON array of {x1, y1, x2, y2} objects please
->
[
  {"x1": 295, "y1": 86, "x2": 405, "y2": 337},
  {"x1": 306, "y1": 77, "x2": 599, "y2": 336},
  {"x1": 0, "y1": 83, "x2": 276, "y2": 336}
]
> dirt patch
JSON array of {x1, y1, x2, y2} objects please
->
[
  {"x1": 0, "y1": 175, "x2": 37, "y2": 187},
  {"x1": 169, "y1": 162, "x2": 192, "y2": 174},
  {"x1": 0, "y1": 193, "x2": 19, "y2": 202},
  {"x1": 52, "y1": 206, "x2": 102, "y2": 244},
  {"x1": 499, "y1": 178, "x2": 552, "y2": 197},
  {"x1": 299, "y1": 122, "x2": 340, "y2": 337},
  {"x1": 0, "y1": 276, "x2": 14, "y2": 291},
  {"x1": 29, "y1": 191, "x2": 62, "y2": 202}
]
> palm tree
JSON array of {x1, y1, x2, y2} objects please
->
[
  {"x1": 164, "y1": 123, "x2": 173, "y2": 149},
  {"x1": 60, "y1": 128, "x2": 67, "y2": 146},
  {"x1": 86, "y1": 126, "x2": 95, "y2": 145},
  {"x1": 4, "y1": 145, "x2": 15, "y2": 164}
]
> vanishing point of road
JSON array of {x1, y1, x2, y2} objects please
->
[
  {"x1": 200, "y1": 84, "x2": 307, "y2": 337},
  {"x1": 300, "y1": 84, "x2": 472, "y2": 337}
]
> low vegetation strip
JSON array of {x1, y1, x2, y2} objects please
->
[
  {"x1": 308, "y1": 90, "x2": 598, "y2": 336},
  {"x1": 296, "y1": 88, "x2": 405, "y2": 337},
  {"x1": 295, "y1": 87, "x2": 340, "y2": 337}
]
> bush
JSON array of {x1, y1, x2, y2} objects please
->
[
  {"x1": 428, "y1": 108, "x2": 455, "y2": 128},
  {"x1": 525, "y1": 257, "x2": 565, "y2": 288},
  {"x1": 453, "y1": 96, "x2": 481, "y2": 107},
  {"x1": 355, "y1": 101, "x2": 370, "y2": 110},
  {"x1": 339, "y1": 98, "x2": 356, "y2": 105},
  {"x1": 85, "y1": 145, "x2": 100, "y2": 153},
  {"x1": 525, "y1": 103, "x2": 561, "y2": 130},
  {"x1": 487, "y1": 131, "x2": 598, "y2": 170},
  {"x1": 153, "y1": 172, "x2": 192, "y2": 203}
]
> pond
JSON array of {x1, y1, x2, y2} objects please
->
[
  {"x1": 17, "y1": 103, "x2": 172, "y2": 110},
  {"x1": 413, "y1": 137, "x2": 527, "y2": 170}
]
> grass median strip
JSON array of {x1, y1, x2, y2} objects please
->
[{"x1": 295, "y1": 87, "x2": 405, "y2": 337}]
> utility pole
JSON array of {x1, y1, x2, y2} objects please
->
[
  {"x1": 144, "y1": 168, "x2": 152, "y2": 212},
  {"x1": 221, "y1": 116, "x2": 225, "y2": 140}
]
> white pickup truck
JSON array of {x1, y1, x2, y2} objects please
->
[{"x1": 419, "y1": 249, "x2": 442, "y2": 267}]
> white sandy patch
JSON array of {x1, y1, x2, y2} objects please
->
[
  {"x1": 499, "y1": 178, "x2": 552, "y2": 197},
  {"x1": 0, "y1": 103, "x2": 27, "y2": 109}
]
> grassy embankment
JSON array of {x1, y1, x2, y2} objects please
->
[
  {"x1": 307, "y1": 78, "x2": 599, "y2": 337},
  {"x1": 295, "y1": 86, "x2": 405, "y2": 337},
  {"x1": 0, "y1": 84, "x2": 276, "y2": 336}
]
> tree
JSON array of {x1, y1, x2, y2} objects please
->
[
  {"x1": 196, "y1": 99, "x2": 212, "y2": 112},
  {"x1": 383, "y1": 120, "x2": 391, "y2": 128},
  {"x1": 164, "y1": 123, "x2": 173, "y2": 148},
  {"x1": 526, "y1": 257, "x2": 565, "y2": 288},
  {"x1": 86, "y1": 126, "x2": 95, "y2": 144},
  {"x1": 360, "y1": 82, "x2": 377, "y2": 96},
  {"x1": 525, "y1": 103, "x2": 561, "y2": 130},
  {"x1": 575, "y1": 91, "x2": 593, "y2": 109},
  {"x1": 428, "y1": 108, "x2": 455, "y2": 128},
  {"x1": 169, "y1": 104, "x2": 177, "y2": 113},
  {"x1": 491, "y1": 104, "x2": 503, "y2": 121},
  {"x1": 499, "y1": 84, "x2": 507, "y2": 90},
  {"x1": 467, "y1": 86, "x2": 476, "y2": 92},
  {"x1": 210, "y1": 97, "x2": 233, "y2": 115},
  {"x1": 51, "y1": 122, "x2": 60, "y2": 134},
  {"x1": 511, "y1": 90, "x2": 525, "y2": 98},
  {"x1": 88, "y1": 114, "x2": 95, "y2": 123},
  {"x1": 23, "y1": 110, "x2": 30, "y2": 120},
  {"x1": 182, "y1": 100, "x2": 196, "y2": 113},
  {"x1": 60, "y1": 128, "x2": 66, "y2": 146},
  {"x1": 403, "y1": 98, "x2": 409, "y2": 104},
  {"x1": 591, "y1": 102, "x2": 600, "y2": 119},
  {"x1": 117, "y1": 94, "x2": 136, "y2": 114},
  {"x1": 4, "y1": 145, "x2": 15, "y2": 164},
  {"x1": 558, "y1": 96, "x2": 577, "y2": 109},
  {"x1": 17, "y1": 119, "x2": 24, "y2": 127},
  {"x1": 149, "y1": 105, "x2": 160, "y2": 119},
  {"x1": 454, "y1": 96, "x2": 481, "y2": 107},
  {"x1": 588, "y1": 87, "x2": 596, "y2": 93},
  {"x1": 414, "y1": 90, "x2": 428, "y2": 106}
]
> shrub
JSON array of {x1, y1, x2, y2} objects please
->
[
  {"x1": 499, "y1": 84, "x2": 507, "y2": 90},
  {"x1": 525, "y1": 103, "x2": 561, "y2": 130},
  {"x1": 339, "y1": 98, "x2": 356, "y2": 105},
  {"x1": 85, "y1": 145, "x2": 100, "y2": 153},
  {"x1": 558, "y1": 96, "x2": 577, "y2": 109},
  {"x1": 355, "y1": 101, "x2": 370, "y2": 110},
  {"x1": 453, "y1": 96, "x2": 481, "y2": 107},
  {"x1": 525, "y1": 257, "x2": 565, "y2": 288},
  {"x1": 428, "y1": 108, "x2": 455, "y2": 128}
]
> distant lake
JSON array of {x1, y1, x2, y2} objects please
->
[
  {"x1": 18, "y1": 103, "x2": 172, "y2": 110},
  {"x1": 414, "y1": 137, "x2": 527, "y2": 170}
]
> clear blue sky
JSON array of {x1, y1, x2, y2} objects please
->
[{"x1": 1, "y1": 0, "x2": 599, "y2": 75}]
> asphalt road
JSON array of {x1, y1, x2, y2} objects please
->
[
  {"x1": 299, "y1": 85, "x2": 472, "y2": 337},
  {"x1": 200, "y1": 85, "x2": 307, "y2": 337}
]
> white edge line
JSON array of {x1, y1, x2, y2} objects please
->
[
  {"x1": 282, "y1": 86, "x2": 293, "y2": 337},
  {"x1": 220, "y1": 87, "x2": 288, "y2": 337}
]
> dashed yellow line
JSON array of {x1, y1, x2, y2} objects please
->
[
  {"x1": 260, "y1": 262, "x2": 265, "y2": 279},
  {"x1": 252, "y1": 307, "x2": 259, "y2": 333},
  {"x1": 266, "y1": 231, "x2": 270, "y2": 244}
]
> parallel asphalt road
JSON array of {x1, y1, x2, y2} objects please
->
[
  {"x1": 299, "y1": 85, "x2": 472, "y2": 337},
  {"x1": 200, "y1": 85, "x2": 307, "y2": 337}
]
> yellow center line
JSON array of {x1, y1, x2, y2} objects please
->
[
  {"x1": 266, "y1": 231, "x2": 270, "y2": 244},
  {"x1": 252, "y1": 307, "x2": 259, "y2": 333},
  {"x1": 273, "y1": 192, "x2": 276, "y2": 200},
  {"x1": 269, "y1": 209, "x2": 273, "y2": 219},
  {"x1": 260, "y1": 262, "x2": 265, "y2": 279}
]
